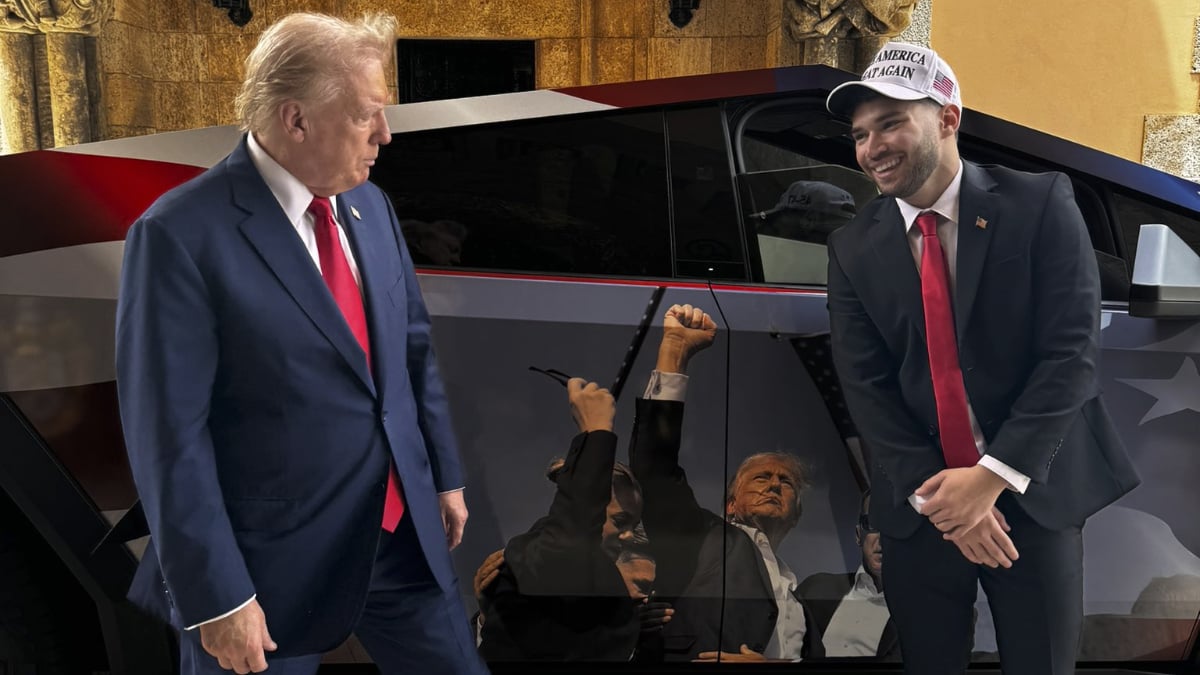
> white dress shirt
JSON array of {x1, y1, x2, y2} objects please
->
[
  {"x1": 247, "y1": 133, "x2": 363, "y2": 287},
  {"x1": 894, "y1": 162, "x2": 1031, "y2": 513},
  {"x1": 731, "y1": 523, "x2": 808, "y2": 661},
  {"x1": 821, "y1": 565, "x2": 890, "y2": 657}
]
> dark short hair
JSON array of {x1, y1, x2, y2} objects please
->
[
  {"x1": 857, "y1": 488, "x2": 876, "y2": 533},
  {"x1": 545, "y1": 458, "x2": 643, "y2": 501}
]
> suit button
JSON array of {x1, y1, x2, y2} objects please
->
[
  {"x1": 381, "y1": 410, "x2": 389, "y2": 422},
  {"x1": 767, "y1": 610, "x2": 778, "y2": 622},
  {"x1": 928, "y1": 425, "x2": 937, "y2": 436}
]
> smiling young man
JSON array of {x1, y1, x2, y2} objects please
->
[{"x1": 823, "y1": 42, "x2": 1140, "y2": 675}]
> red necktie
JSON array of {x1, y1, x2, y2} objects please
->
[
  {"x1": 916, "y1": 211, "x2": 979, "y2": 469},
  {"x1": 308, "y1": 197, "x2": 406, "y2": 532}
]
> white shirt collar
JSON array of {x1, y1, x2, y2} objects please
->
[
  {"x1": 246, "y1": 132, "x2": 339, "y2": 225},
  {"x1": 852, "y1": 564, "x2": 883, "y2": 597},
  {"x1": 896, "y1": 160, "x2": 964, "y2": 233}
]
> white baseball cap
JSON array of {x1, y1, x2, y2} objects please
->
[{"x1": 826, "y1": 41, "x2": 961, "y2": 117}]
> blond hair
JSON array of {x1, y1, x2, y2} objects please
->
[{"x1": 235, "y1": 12, "x2": 396, "y2": 133}]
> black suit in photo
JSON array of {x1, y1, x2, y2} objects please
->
[
  {"x1": 478, "y1": 430, "x2": 642, "y2": 662},
  {"x1": 629, "y1": 397, "x2": 824, "y2": 662}
]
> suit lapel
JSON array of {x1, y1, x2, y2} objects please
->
[
  {"x1": 337, "y1": 189, "x2": 394, "y2": 395},
  {"x1": 868, "y1": 199, "x2": 925, "y2": 340},
  {"x1": 228, "y1": 140, "x2": 375, "y2": 394},
  {"x1": 954, "y1": 162, "x2": 998, "y2": 343}
]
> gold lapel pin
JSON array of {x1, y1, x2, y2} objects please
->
[
  {"x1": 975, "y1": 216, "x2": 988, "y2": 230},
  {"x1": 350, "y1": 205, "x2": 361, "y2": 220}
]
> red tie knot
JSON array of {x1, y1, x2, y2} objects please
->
[
  {"x1": 916, "y1": 211, "x2": 939, "y2": 237},
  {"x1": 308, "y1": 196, "x2": 335, "y2": 222}
]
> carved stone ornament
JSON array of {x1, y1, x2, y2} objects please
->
[
  {"x1": 786, "y1": 0, "x2": 917, "y2": 41},
  {"x1": 0, "y1": 0, "x2": 112, "y2": 35}
]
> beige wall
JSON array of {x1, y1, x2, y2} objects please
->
[{"x1": 931, "y1": 0, "x2": 1200, "y2": 162}]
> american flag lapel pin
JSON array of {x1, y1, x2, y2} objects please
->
[
  {"x1": 350, "y1": 205, "x2": 361, "y2": 220},
  {"x1": 975, "y1": 216, "x2": 987, "y2": 230}
]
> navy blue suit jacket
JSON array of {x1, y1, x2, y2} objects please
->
[
  {"x1": 116, "y1": 137, "x2": 463, "y2": 655},
  {"x1": 827, "y1": 161, "x2": 1140, "y2": 537}
]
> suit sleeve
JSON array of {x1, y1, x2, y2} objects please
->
[
  {"x1": 827, "y1": 234, "x2": 944, "y2": 505},
  {"x1": 504, "y1": 431, "x2": 626, "y2": 597},
  {"x1": 381, "y1": 190, "x2": 464, "y2": 491},
  {"x1": 116, "y1": 216, "x2": 255, "y2": 627},
  {"x1": 983, "y1": 173, "x2": 1101, "y2": 482},
  {"x1": 627, "y1": 398, "x2": 718, "y2": 599}
]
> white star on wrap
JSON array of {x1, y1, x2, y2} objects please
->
[{"x1": 1117, "y1": 356, "x2": 1200, "y2": 425}]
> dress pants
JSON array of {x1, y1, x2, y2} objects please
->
[
  {"x1": 881, "y1": 492, "x2": 1083, "y2": 675},
  {"x1": 179, "y1": 514, "x2": 489, "y2": 675}
]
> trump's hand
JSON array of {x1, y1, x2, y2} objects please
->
[
  {"x1": 198, "y1": 598, "x2": 276, "y2": 673},
  {"x1": 658, "y1": 304, "x2": 718, "y2": 374},
  {"x1": 916, "y1": 464, "x2": 1008, "y2": 538},
  {"x1": 439, "y1": 489, "x2": 468, "y2": 550},
  {"x1": 694, "y1": 644, "x2": 777, "y2": 662},
  {"x1": 949, "y1": 506, "x2": 1019, "y2": 568}
]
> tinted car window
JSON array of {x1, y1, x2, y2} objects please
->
[
  {"x1": 1113, "y1": 190, "x2": 1200, "y2": 262},
  {"x1": 373, "y1": 111, "x2": 672, "y2": 278},
  {"x1": 732, "y1": 99, "x2": 877, "y2": 285},
  {"x1": 665, "y1": 106, "x2": 747, "y2": 280}
]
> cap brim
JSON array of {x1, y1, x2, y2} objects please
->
[{"x1": 826, "y1": 80, "x2": 931, "y2": 118}]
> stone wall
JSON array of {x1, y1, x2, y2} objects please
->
[{"x1": 90, "y1": 0, "x2": 786, "y2": 138}]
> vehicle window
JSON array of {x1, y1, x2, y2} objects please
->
[
  {"x1": 665, "y1": 106, "x2": 746, "y2": 280},
  {"x1": 737, "y1": 166, "x2": 875, "y2": 285},
  {"x1": 373, "y1": 110, "x2": 672, "y2": 278},
  {"x1": 732, "y1": 98, "x2": 877, "y2": 286},
  {"x1": 1113, "y1": 190, "x2": 1200, "y2": 263}
]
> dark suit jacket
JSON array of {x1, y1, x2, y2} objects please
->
[
  {"x1": 799, "y1": 572, "x2": 899, "y2": 660},
  {"x1": 827, "y1": 161, "x2": 1140, "y2": 537},
  {"x1": 116, "y1": 137, "x2": 463, "y2": 655},
  {"x1": 478, "y1": 430, "x2": 642, "y2": 661},
  {"x1": 629, "y1": 398, "x2": 824, "y2": 661}
]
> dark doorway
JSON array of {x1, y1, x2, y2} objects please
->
[{"x1": 396, "y1": 39, "x2": 536, "y2": 103}]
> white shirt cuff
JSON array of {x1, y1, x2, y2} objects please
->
[
  {"x1": 438, "y1": 487, "x2": 465, "y2": 495},
  {"x1": 643, "y1": 370, "x2": 688, "y2": 402},
  {"x1": 908, "y1": 492, "x2": 927, "y2": 514},
  {"x1": 185, "y1": 594, "x2": 256, "y2": 630},
  {"x1": 978, "y1": 456, "x2": 1031, "y2": 494}
]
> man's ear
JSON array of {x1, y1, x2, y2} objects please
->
[
  {"x1": 279, "y1": 101, "x2": 306, "y2": 141},
  {"x1": 939, "y1": 104, "x2": 961, "y2": 138}
]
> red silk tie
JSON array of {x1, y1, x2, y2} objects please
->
[
  {"x1": 308, "y1": 197, "x2": 406, "y2": 532},
  {"x1": 916, "y1": 211, "x2": 979, "y2": 469}
]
